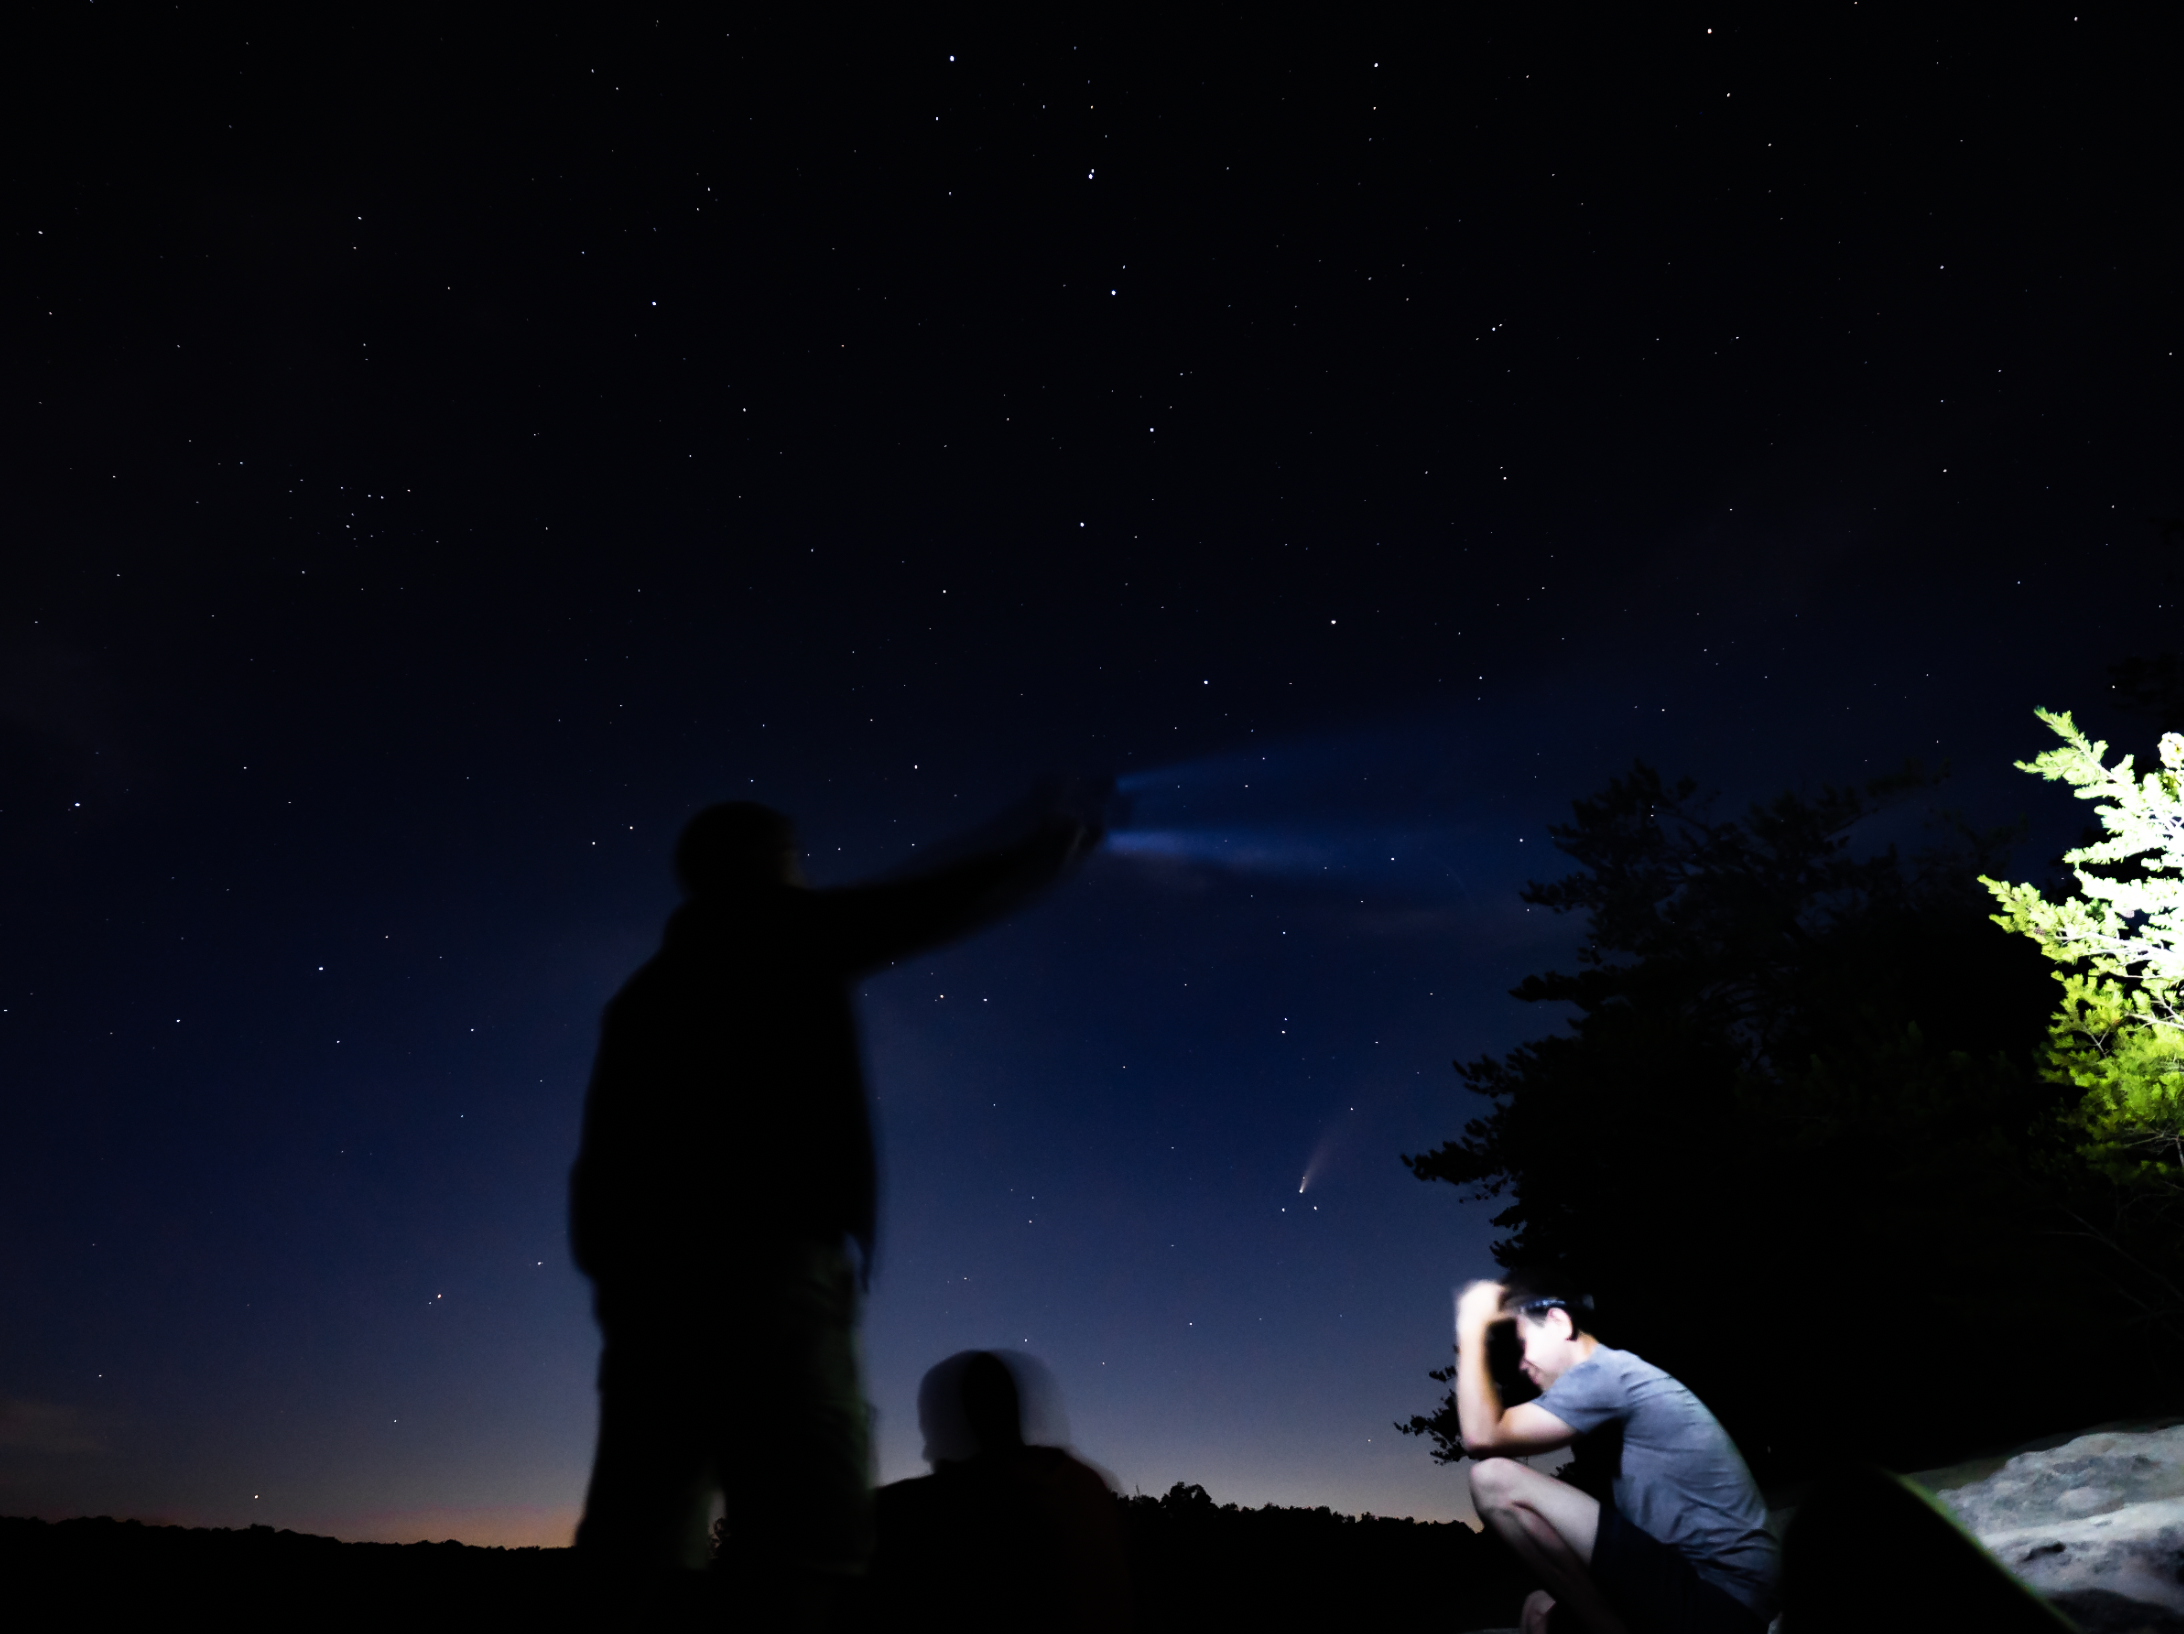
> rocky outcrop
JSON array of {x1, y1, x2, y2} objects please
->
[{"x1": 1936, "y1": 1425, "x2": 2184, "y2": 1632}]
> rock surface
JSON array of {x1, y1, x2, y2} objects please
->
[{"x1": 1936, "y1": 1425, "x2": 2184, "y2": 1628}]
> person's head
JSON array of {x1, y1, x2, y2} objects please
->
[
  {"x1": 959, "y1": 1352, "x2": 1025, "y2": 1454},
  {"x1": 917, "y1": 1350, "x2": 1073, "y2": 1467},
  {"x1": 1499, "y1": 1272, "x2": 1596, "y2": 1390},
  {"x1": 917, "y1": 1350, "x2": 1033, "y2": 1465},
  {"x1": 673, "y1": 802, "x2": 801, "y2": 896}
]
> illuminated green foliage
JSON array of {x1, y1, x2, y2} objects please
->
[{"x1": 1982, "y1": 710, "x2": 2184, "y2": 1192}]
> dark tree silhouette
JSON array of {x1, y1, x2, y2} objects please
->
[{"x1": 1399, "y1": 761, "x2": 2170, "y2": 1482}]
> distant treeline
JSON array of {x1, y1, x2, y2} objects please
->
[
  {"x1": 4, "y1": 1486, "x2": 1530, "y2": 1631},
  {"x1": 1113, "y1": 1480, "x2": 1529, "y2": 1629},
  {"x1": 0, "y1": 1513, "x2": 578, "y2": 1628}
]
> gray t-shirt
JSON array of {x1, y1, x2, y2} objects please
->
[{"x1": 1533, "y1": 1345, "x2": 1780, "y2": 1617}]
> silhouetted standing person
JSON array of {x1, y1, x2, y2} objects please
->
[{"x1": 569, "y1": 796, "x2": 1097, "y2": 1626}]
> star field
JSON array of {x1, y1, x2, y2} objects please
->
[{"x1": 2, "y1": 12, "x2": 2179, "y2": 1542}]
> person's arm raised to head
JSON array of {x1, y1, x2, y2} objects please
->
[{"x1": 1454, "y1": 1280, "x2": 1578, "y2": 1458}]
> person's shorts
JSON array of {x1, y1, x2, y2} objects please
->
[{"x1": 1585, "y1": 1500, "x2": 1771, "y2": 1634}]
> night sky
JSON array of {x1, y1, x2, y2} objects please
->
[{"x1": 5, "y1": 12, "x2": 2178, "y2": 1546}]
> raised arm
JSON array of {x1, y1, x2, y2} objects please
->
[
  {"x1": 816, "y1": 816, "x2": 1097, "y2": 975},
  {"x1": 1454, "y1": 1280, "x2": 1578, "y2": 1457}
]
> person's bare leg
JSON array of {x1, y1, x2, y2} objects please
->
[{"x1": 1469, "y1": 1458, "x2": 1629, "y2": 1634}]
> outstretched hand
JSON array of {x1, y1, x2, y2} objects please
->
[
  {"x1": 1025, "y1": 773, "x2": 1112, "y2": 868},
  {"x1": 878, "y1": 773, "x2": 1110, "y2": 880},
  {"x1": 1027, "y1": 772, "x2": 1115, "y2": 842}
]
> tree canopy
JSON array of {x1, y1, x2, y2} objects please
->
[
  {"x1": 1979, "y1": 710, "x2": 2184, "y2": 1329},
  {"x1": 1398, "y1": 759, "x2": 2167, "y2": 1482}
]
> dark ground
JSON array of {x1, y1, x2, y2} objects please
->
[{"x1": 1, "y1": 1492, "x2": 1532, "y2": 1631}]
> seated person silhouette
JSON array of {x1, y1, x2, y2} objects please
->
[
  {"x1": 868, "y1": 1351, "x2": 1131, "y2": 1633},
  {"x1": 568, "y1": 793, "x2": 1099, "y2": 1626}
]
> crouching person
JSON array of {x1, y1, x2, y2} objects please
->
[{"x1": 1455, "y1": 1275, "x2": 1779, "y2": 1634}]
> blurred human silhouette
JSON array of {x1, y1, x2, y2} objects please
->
[
  {"x1": 868, "y1": 1351, "x2": 1131, "y2": 1633},
  {"x1": 568, "y1": 790, "x2": 1099, "y2": 1626}
]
